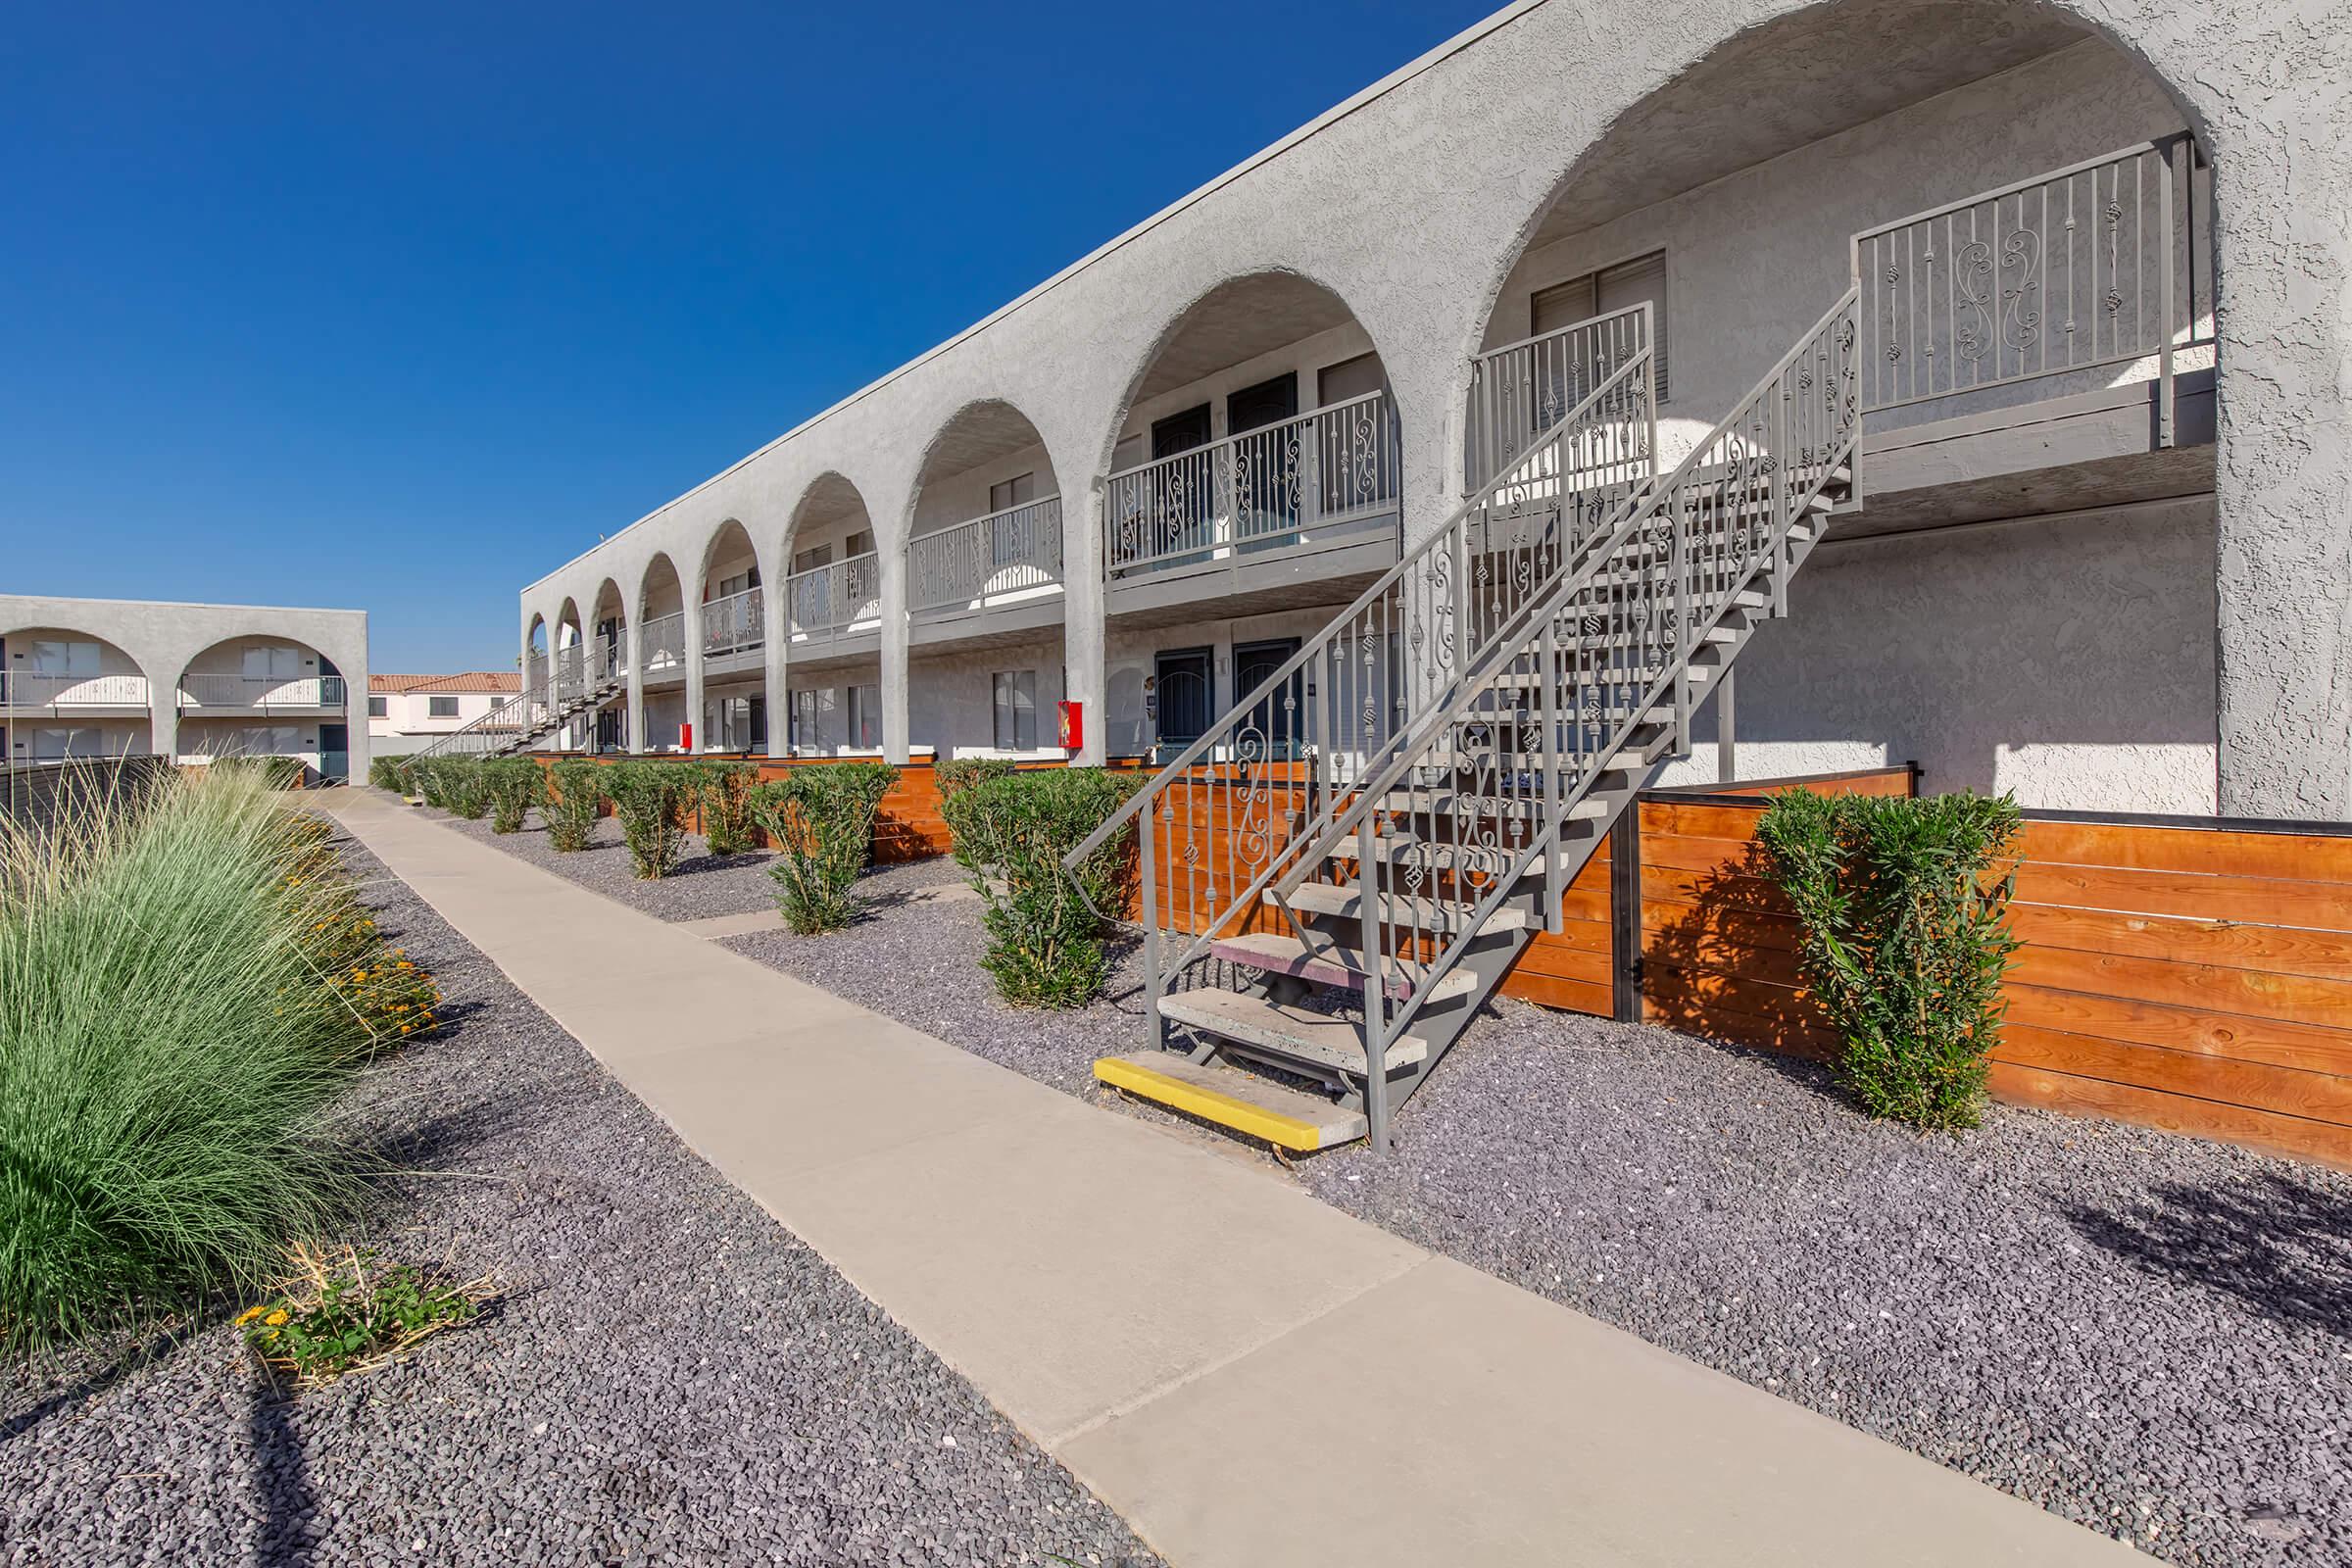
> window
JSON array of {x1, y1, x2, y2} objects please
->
[
  {"x1": 714, "y1": 566, "x2": 760, "y2": 598},
  {"x1": 992, "y1": 670, "x2": 1037, "y2": 751},
  {"x1": 792, "y1": 543, "x2": 833, "y2": 573},
  {"x1": 790, "y1": 688, "x2": 822, "y2": 750},
  {"x1": 428, "y1": 695, "x2": 460, "y2": 718},
  {"x1": 240, "y1": 645, "x2": 304, "y2": 681},
  {"x1": 848, "y1": 684, "x2": 881, "y2": 750},
  {"x1": 31, "y1": 640, "x2": 101, "y2": 676},
  {"x1": 1531, "y1": 249, "x2": 1668, "y2": 400},
  {"x1": 711, "y1": 695, "x2": 765, "y2": 752},
  {"x1": 368, "y1": 696, "x2": 389, "y2": 718},
  {"x1": 988, "y1": 472, "x2": 1038, "y2": 514},
  {"x1": 845, "y1": 529, "x2": 875, "y2": 559},
  {"x1": 32, "y1": 726, "x2": 103, "y2": 760}
]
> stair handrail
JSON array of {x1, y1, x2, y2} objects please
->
[
  {"x1": 1326, "y1": 287, "x2": 1861, "y2": 1139},
  {"x1": 1060, "y1": 325, "x2": 1660, "y2": 945}
]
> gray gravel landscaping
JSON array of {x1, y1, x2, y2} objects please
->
[
  {"x1": 0, "y1": 829, "x2": 1161, "y2": 1568},
  {"x1": 706, "y1": 844, "x2": 2352, "y2": 1568},
  {"x1": 425, "y1": 803, "x2": 785, "y2": 921}
]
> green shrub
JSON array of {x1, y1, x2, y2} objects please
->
[
  {"x1": 241, "y1": 1243, "x2": 494, "y2": 1390},
  {"x1": 482, "y1": 759, "x2": 544, "y2": 835},
  {"x1": 430, "y1": 759, "x2": 489, "y2": 820},
  {"x1": 940, "y1": 768, "x2": 1143, "y2": 1007},
  {"x1": 1753, "y1": 789, "x2": 2024, "y2": 1131},
  {"x1": 412, "y1": 760, "x2": 448, "y2": 809},
  {"x1": 604, "y1": 763, "x2": 693, "y2": 879},
  {"x1": 694, "y1": 761, "x2": 760, "y2": 858},
  {"x1": 0, "y1": 769, "x2": 430, "y2": 1348},
  {"x1": 368, "y1": 756, "x2": 404, "y2": 792},
  {"x1": 936, "y1": 756, "x2": 1015, "y2": 803},
  {"x1": 543, "y1": 760, "x2": 605, "y2": 853},
  {"x1": 752, "y1": 763, "x2": 897, "y2": 933},
  {"x1": 211, "y1": 754, "x2": 307, "y2": 789}
]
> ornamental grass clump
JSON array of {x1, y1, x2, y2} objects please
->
[
  {"x1": 752, "y1": 763, "x2": 897, "y2": 933},
  {"x1": 694, "y1": 760, "x2": 760, "y2": 857},
  {"x1": 482, "y1": 758, "x2": 544, "y2": 835},
  {"x1": 940, "y1": 768, "x2": 1143, "y2": 1007},
  {"x1": 604, "y1": 762, "x2": 693, "y2": 879},
  {"x1": 0, "y1": 768, "x2": 440, "y2": 1348},
  {"x1": 1753, "y1": 788, "x2": 2024, "y2": 1131},
  {"x1": 543, "y1": 760, "x2": 605, "y2": 853}
]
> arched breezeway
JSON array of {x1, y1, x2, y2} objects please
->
[{"x1": 0, "y1": 623, "x2": 153, "y2": 765}]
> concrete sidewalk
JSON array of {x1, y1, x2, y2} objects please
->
[{"x1": 327, "y1": 789, "x2": 2144, "y2": 1568}]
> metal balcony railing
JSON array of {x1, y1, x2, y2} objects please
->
[
  {"x1": 787, "y1": 551, "x2": 883, "y2": 640},
  {"x1": 638, "y1": 611, "x2": 687, "y2": 676},
  {"x1": 909, "y1": 495, "x2": 1062, "y2": 618},
  {"x1": 177, "y1": 674, "x2": 347, "y2": 710},
  {"x1": 703, "y1": 585, "x2": 764, "y2": 658},
  {"x1": 1103, "y1": 389, "x2": 1401, "y2": 578},
  {"x1": 0, "y1": 671, "x2": 151, "y2": 708},
  {"x1": 1853, "y1": 134, "x2": 2211, "y2": 442},
  {"x1": 1464, "y1": 303, "x2": 1653, "y2": 492}
]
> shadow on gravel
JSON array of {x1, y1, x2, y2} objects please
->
[
  {"x1": 2066, "y1": 1171, "x2": 2352, "y2": 1339},
  {"x1": 249, "y1": 1379, "x2": 319, "y2": 1564}
]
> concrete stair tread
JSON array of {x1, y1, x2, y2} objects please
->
[
  {"x1": 1287, "y1": 880, "x2": 1532, "y2": 935},
  {"x1": 1155, "y1": 989, "x2": 1428, "y2": 1076},
  {"x1": 1210, "y1": 931, "x2": 1476, "y2": 1004},
  {"x1": 1092, "y1": 1052, "x2": 1365, "y2": 1152}
]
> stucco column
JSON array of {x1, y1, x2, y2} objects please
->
[
  {"x1": 1065, "y1": 480, "x2": 1107, "y2": 765},
  {"x1": 147, "y1": 683, "x2": 179, "y2": 766},
  {"x1": 624, "y1": 618, "x2": 647, "y2": 754},
  {"x1": 683, "y1": 602, "x2": 707, "y2": 755},
  {"x1": 880, "y1": 552, "x2": 910, "y2": 764},
  {"x1": 2210, "y1": 147, "x2": 2352, "y2": 819},
  {"x1": 762, "y1": 588, "x2": 790, "y2": 760}
]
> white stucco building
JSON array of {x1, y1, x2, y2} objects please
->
[
  {"x1": 0, "y1": 594, "x2": 369, "y2": 783},
  {"x1": 368, "y1": 672, "x2": 520, "y2": 755},
  {"x1": 505, "y1": 0, "x2": 2350, "y2": 820}
]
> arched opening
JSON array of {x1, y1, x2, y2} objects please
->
[
  {"x1": 904, "y1": 400, "x2": 1067, "y2": 760},
  {"x1": 1465, "y1": 0, "x2": 2218, "y2": 812},
  {"x1": 176, "y1": 633, "x2": 348, "y2": 781},
  {"x1": 555, "y1": 599, "x2": 583, "y2": 650},
  {"x1": 1100, "y1": 268, "x2": 1401, "y2": 760},
  {"x1": 0, "y1": 623, "x2": 153, "y2": 763},
  {"x1": 780, "y1": 473, "x2": 882, "y2": 757},
  {"x1": 636, "y1": 554, "x2": 687, "y2": 752},
  {"x1": 589, "y1": 577, "x2": 628, "y2": 751},
  {"x1": 698, "y1": 519, "x2": 765, "y2": 753}
]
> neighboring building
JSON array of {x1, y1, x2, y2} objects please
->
[
  {"x1": 368, "y1": 671, "x2": 520, "y2": 755},
  {"x1": 0, "y1": 594, "x2": 369, "y2": 783},
  {"x1": 504, "y1": 0, "x2": 2347, "y2": 822}
]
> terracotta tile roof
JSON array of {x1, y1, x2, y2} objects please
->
[{"x1": 368, "y1": 671, "x2": 521, "y2": 695}]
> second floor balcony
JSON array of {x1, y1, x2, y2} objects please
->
[
  {"x1": 786, "y1": 550, "x2": 883, "y2": 650},
  {"x1": 703, "y1": 585, "x2": 764, "y2": 664},
  {"x1": 178, "y1": 673, "x2": 347, "y2": 712},
  {"x1": 1103, "y1": 389, "x2": 1401, "y2": 614},
  {"x1": 0, "y1": 670, "x2": 151, "y2": 710},
  {"x1": 909, "y1": 493, "x2": 1062, "y2": 644}
]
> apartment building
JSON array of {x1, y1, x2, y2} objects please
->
[
  {"x1": 0, "y1": 594, "x2": 369, "y2": 783},
  {"x1": 368, "y1": 671, "x2": 521, "y2": 755},
  {"x1": 496, "y1": 0, "x2": 2342, "y2": 824}
]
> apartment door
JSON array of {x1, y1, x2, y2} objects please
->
[
  {"x1": 318, "y1": 724, "x2": 348, "y2": 784},
  {"x1": 1149, "y1": 405, "x2": 1215, "y2": 561},
  {"x1": 1227, "y1": 372, "x2": 1300, "y2": 545},
  {"x1": 1152, "y1": 647, "x2": 1214, "y2": 760},
  {"x1": 1233, "y1": 637, "x2": 1303, "y2": 761}
]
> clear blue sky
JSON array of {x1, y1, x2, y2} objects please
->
[{"x1": 1, "y1": 0, "x2": 1499, "y2": 672}]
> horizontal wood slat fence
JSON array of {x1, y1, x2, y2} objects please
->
[{"x1": 511, "y1": 752, "x2": 2352, "y2": 1167}]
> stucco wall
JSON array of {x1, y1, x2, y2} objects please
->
[
  {"x1": 514, "y1": 0, "x2": 2351, "y2": 817},
  {"x1": 907, "y1": 641, "x2": 1066, "y2": 758},
  {"x1": 1655, "y1": 495, "x2": 2221, "y2": 811}
]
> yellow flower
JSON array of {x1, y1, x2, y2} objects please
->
[
  {"x1": 265, "y1": 1309, "x2": 289, "y2": 1327},
  {"x1": 237, "y1": 1305, "x2": 264, "y2": 1325}
]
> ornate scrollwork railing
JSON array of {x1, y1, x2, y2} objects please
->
[
  {"x1": 909, "y1": 495, "x2": 1062, "y2": 616},
  {"x1": 1852, "y1": 135, "x2": 2209, "y2": 441},
  {"x1": 786, "y1": 551, "x2": 883, "y2": 641},
  {"x1": 702, "y1": 585, "x2": 764, "y2": 658},
  {"x1": 1464, "y1": 302, "x2": 1653, "y2": 494},
  {"x1": 1102, "y1": 389, "x2": 1401, "y2": 577}
]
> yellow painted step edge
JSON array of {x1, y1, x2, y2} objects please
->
[{"x1": 1094, "y1": 1056, "x2": 1330, "y2": 1152}]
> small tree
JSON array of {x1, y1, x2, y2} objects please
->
[
  {"x1": 935, "y1": 756, "x2": 1015, "y2": 804},
  {"x1": 483, "y1": 759, "x2": 545, "y2": 834},
  {"x1": 694, "y1": 761, "x2": 761, "y2": 858},
  {"x1": 543, "y1": 760, "x2": 604, "y2": 853},
  {"x1": 940, "y1": 768, "x2": 1142, "y2": 1007},
  {"x1": 752, "y1": 763, "x2": 897, "y2": 933},
  {"x1": 1753, "y1": 789, "x2": 2024, "y2": 1131},
  {"x1": 603, "y1": 763, "x2": 693, "y2": 879}
]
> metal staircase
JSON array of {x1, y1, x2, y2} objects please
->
[
  {"x1": 408, "y1": 636, "x2": 623, "y2": 765},
  {"x1": 1070, "y1": 290, "x2": 1862, "y2": 1152}
]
